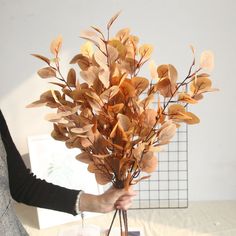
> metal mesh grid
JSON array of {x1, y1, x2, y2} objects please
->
[{"x1": 131, "y1": 114, "x2": 188, "y2": 209}]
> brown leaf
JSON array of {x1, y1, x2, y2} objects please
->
[
  {"x1": 37, "y1": 67, "x2": 56, "y2": 78},
  {"x1": 139, "y1": 109, "x2": 157, "y2": 129},
  {"x1": 158, "y1": 123, "x2": 177, "y2": 143},
  {"x1": 119, "y1": 79, "x2": 136, "y2": 98},
  {"x1": 80, "y1": 66, "x2": 99, "y2": 86},
  {"x1": 100, "y1": 86, "x2": 120, "y2": 102},
  {"x1": 110, "y1": 122, "x2": 128, "y2": 147},
  {"x1": 31, "y1": 54, "x2": 50, "y2": 65},
  {"x1": 76, "y1": 152, "x2": 93, "y2": 164},
  {"x1": 190, "y1": 76, "x2": 212, "y2": 94},
  {"x1": 131, "y1": 77, "x2": 149, "y2": 95},
  {"x1": 70, "y1": 54, "x2": 90, "y2": 70},
  {"x1": 51, "y1": 123, "x2": 68, "y2": 141},
  {"x1": 107, "y1": 103, "x2": 124, "y2": 114},
  {"x1": 157, "y1": 64, "x2": 169, "y2": 78},
  {"x1": 67, "y1": 68, "x2": 76, "y2": 87},
  {"x1": 117, "y1": 113, "x2": 131, "y2": 131},
  {"x1": 26, "y1": 100, "x2": 47, "y2": 108}
]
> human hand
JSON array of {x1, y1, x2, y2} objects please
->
[{"x1": 79, "y1": 186, "x2": 136, "y2": 213}]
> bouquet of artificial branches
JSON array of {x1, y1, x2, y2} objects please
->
[{"x1": 28, "y1": 12, "x2": 217, "y2": 236}]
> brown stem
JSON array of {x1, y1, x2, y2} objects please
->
[
  {"x1": 119, "y1": 209, "x2": 123, "y2": 235},
  {"x1": 107, "y1": 209, "x2": 118, "y2": 236},
  {"x1": 122, "y1": 210, "x2": 128, "y2": 236}
]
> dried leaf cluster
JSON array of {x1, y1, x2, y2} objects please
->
[{"x1": 28, "y1": 13, "x2": 217, "y2": 189}]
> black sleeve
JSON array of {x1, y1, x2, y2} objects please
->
[{"x1": 0, "y1": 110, "x2": 80, "y2": 216}]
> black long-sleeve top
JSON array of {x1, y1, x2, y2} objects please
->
[{"x1": 0, "y1": 110, "x2": 80, "y2": 215}]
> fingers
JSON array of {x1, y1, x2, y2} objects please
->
[
  {"x1": 114, "y1": 194, "x2": 136, "y2": 211},
  {"x1": 115, "y1": 197, "x2": 133, "y2": 211}
]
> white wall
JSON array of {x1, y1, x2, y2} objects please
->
[{"x1": 0, "y1": 0, "x2": 235, "y2": 201}]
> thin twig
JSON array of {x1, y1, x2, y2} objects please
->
[{"x1": 107, "y1": 209, "x2": 118, "y2": 236}]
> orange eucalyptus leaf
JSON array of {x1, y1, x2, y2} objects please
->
[
  {"x1": 158, "y1": 123, "x2": 177, "y2": 143},
  {"x1": 184, "y1": 112, "x2": 200, "y2": 125},
  {"x1": 67, "y1": 68, "x2": 76, "y2": 87},
  {"x1": 37, "y1": 67, "x2": 56, "y2": 78},
  {"x1": 50, "y1": 35, "x2": 62, "y2": 55},
  {"x1": 31, "y1": 54, "x2": 51, "y2": 65},
  {"x1": 131, "y1": 77, "x2": 149, "y2": 95},
  {"x1": 141, "y1": 152, "x2": 157, "y2": 173},
  {"x1": 109, "y1": 39, "x2": 127, "y2": 59},
  {"x1": 139, "y1": 44, "x2": 153, "y2": 59},
  {"x1": 200, "y1": 50, "x2": 214, "y2": 71},
  {"x1": 178, "y1": 92, "x2": 198, "y2": 104},
  {"x1": 76, "y1": 152, "x2": 93, "y2": 164},
  {"x1": 100, "y1": 86, "x2": 120, "y2": 102}
]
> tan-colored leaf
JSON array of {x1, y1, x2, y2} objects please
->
[
  {"x1": 51, "y1": 123, "x2": 68, "y2": 141},
  {"x1": 141, "y1": 152, "x2": 157, "y2": 173},
  {"x1": 149, "y1": 60, "x2": 158, "y2": 80},
  {"x1": 168, "y1": 104, "x2": 186, "y2": 115},
  {"x1": 80, "y1": 66, "x2": 99, "y2": 86},
  {"x1": 100, "y1": 86, "x2": 120, "y2": 102},
  {"x1": 98, "y1": 67, "x2": 110, "y2": 88},
  {"x1": 138, "y1": 94, "x2": 154, "y2": 109},
  {"x1": 80, "y1": 41, "x2": 94, "y2": 58},
  {"x1": 70, "y1": 54, "x2": 90, "y2": 70},
  {"x1": 139, "y1": 44, "x2": 153, "y2": 58},
  {"x1": 107, "y1": 10, "x2": 121, "y2": 30},
  {"x1": 67, "y1": 68, "x2": 76, "y2": 87},
  {"x1": 200, "y1": 50, "x2": 214, "y2": 71},
  {"x1": 94, "y1": 49, "x2": 107, "y2": 67},
  {"x1": 31, "y1": 54, "x2": 50, "y2": 65},
  {"x1": 37, "y1": 67, "x2": 56, "y2": 78},
  {"x1": 119, "y1": 79, "x2": 136, "y2": 98},
  {"x1": 26, "y1": 100, "x2": 47, "y2": 108},
  {"x1": 110, "y1": 122, "x2": 128, "y2": 146},
  {"x1": 108, "y1": 39, "x2": 127, "y2": 59},
  {"x1": 178, "y1": 92, "x2": 198, "y2": 104},
  {"x1": 157, "y1": 64, "x2": 169, "y2": 78},
  {"x1": 158, "y1": 123, "x2": 177, "y2": 143},
  {"x1": 117, "y1": 113, "x2": 131, "y2": 131},
  {"x1": 107, "y1": 44, "x2": 119, "y2": 64},
  {"x1": 133, "y1": 142, "x2": 146, "y2": 160},
  {"x1": 168, "y1": 64, "x2": 178, "y2": 83},
  {"x1": 107, "y1": 103, "x2": 124, "y2": 114},
  {"x1": 50, "y1": 35, "x2": 62, "y2": 55},
  {"x1": 76, "y1": 152, "x2": 93, "y2": 164},
  {"x1": 190, "y1": 77, "x2": 212, "y2": 94},
  {"x1": 184, "y1": 112, "x2": 200, "y2": 125},
  {"x1": 115, "y1": 28, "x2": 130, "y2": 42},
  {"x1": 139, "y1": 109, "x2": 157, "y2": 128},
  {"x1": 131, "y1": 77, "x2": 149, "y2": 95},
  {"x1": 49, "y1": 82, "x2": 67, "y2": 88},
  {"x1": 95, "y1": 171, "x2": 112, "y2": 185}
]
